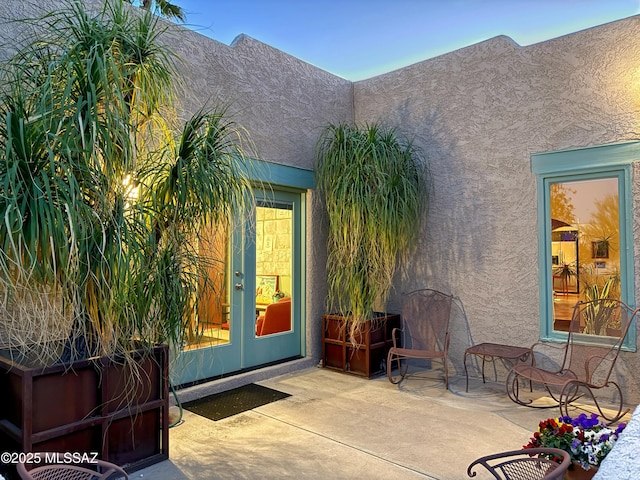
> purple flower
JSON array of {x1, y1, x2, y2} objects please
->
[{"x1": 528, "y1": 414, "x2": 625, "y2": 468}]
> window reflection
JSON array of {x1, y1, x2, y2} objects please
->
[
  {"x1": 550, "y1": 178, "x2": 620, "y2": 334},
  {"x1": 254, "y1": 204, "x2": 292, "y2": 337},
  {"x1": 185, "y1": 220, "x2": 231, "y2": 350}
]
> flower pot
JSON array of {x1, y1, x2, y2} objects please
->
[
  {"x1": 564, "y1": 463, "x2": 598, "y2": 480},
  {"x1": 0, "y1": 345, "x2": 169, "y2": 475},
  {"x1": 321, "y1": 313, "x2": 400, "y2": 378}
]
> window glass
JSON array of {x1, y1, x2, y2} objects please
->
[
  {"x1": 549, "y1": 178, "x2": 620, "y2": 334},
  {"x1": 184, "y1": 219, "x2": 231, "y2": 350},
  {"x1": 254, "y1": 202, "x2": 293, "y2": 337}
]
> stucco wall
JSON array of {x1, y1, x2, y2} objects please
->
[
  {"x1": 2, "y1": 0, "x2": 640, "y2": 402},
  {"x1": 160, "y1": 28, "x2": 353, "y2": 168},
  {"x1": 354, "y1": 18, "x2": 640, "y2": 402}
]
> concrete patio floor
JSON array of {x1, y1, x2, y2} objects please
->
[{"x1": 132, "y1": 366, "x2": 633, "y2": 480}]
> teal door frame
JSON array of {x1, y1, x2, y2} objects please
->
[{"x1": 171, "y1": 161, "x2": 313, "y2": 386}]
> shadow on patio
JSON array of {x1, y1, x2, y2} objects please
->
[{"x1": 135, "y1": 367, "x2": 633, "y2": 480}]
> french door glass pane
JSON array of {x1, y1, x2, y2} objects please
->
[
  {"x1": 254, "y1": 202, "x2": 293, "y2": 337},
  {"x1": 185, "y1": 220, "x2": 231, "y2": 350}
]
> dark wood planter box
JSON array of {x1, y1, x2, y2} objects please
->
[
  {"x1": 322, "y1": 313, "x2": 400, "y2": 378},
  {"x1": 0, "y1": 344, "x2": 168, "y2": 475}
]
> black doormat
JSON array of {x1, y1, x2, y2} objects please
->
[{"x1": 183, "y1": 383, "x2": 291, "y2": 421}]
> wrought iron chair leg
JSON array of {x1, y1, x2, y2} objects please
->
[
  {"x1": 559, "y1": 382, "x2": 581, "y2": 419},
  {"x1": 387, "y1": 351, "x2": 398, "y2": 384},
  {"x1": 464, "y1": 352, "x2": 470, "y2": 392},
  {"x1": 399, "y1": 356, "x2": 408, "y2": 379},
  {"x1": 559, "y1": 380, "x2": 628, "y2": 423},
  {"x1": 544, "y1": 384, "x2": 564, "y2": 404},
  {"x1": 506, "y1": 368, "x2": 517, "y2": 402},
  {"x1": 588, "y1": 381, "x2": 629, "y2": 424},
  {"x1": 601, "y1": 381, "x2": 630, "y2": 424},
  {"x1": 506, "y1": 369, "x2": 531, "y2": 406},
  {"x1": 558, "y1": 382, "x2": 583, "y2": 416},
  {"x1": 387, "y1": 351, "x2": 408, "y2": 384},
  {"x1": 507, "y1": 369, "x2": 559, "y2": 409},
  {"x1": 444, "y1": 358, "x2": 449, "y2": 390}
]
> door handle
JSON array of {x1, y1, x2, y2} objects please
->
[{"x1": 235, "y1": 283, "x2": 244, "y2": 290}]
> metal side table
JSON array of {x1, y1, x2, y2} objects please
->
[{"x1": 464, "y1": 342, "x2": 533, "y2": 392}]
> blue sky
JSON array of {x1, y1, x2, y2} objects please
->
[{"x1": 175, "y1": 0, "x2": 640, "y2": 81}]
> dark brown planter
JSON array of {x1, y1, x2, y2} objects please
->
[
  {"x1": 0, "y1": 344, "x2": 168, "y2": 475},
  {"x1": 321, "y1": 313, "x2": 400, "y2": 378}
]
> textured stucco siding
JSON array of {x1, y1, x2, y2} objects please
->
[
  {"x1": 161, "y1": 28, "x2": 353, "y2": 168},
  {"x1": 354, "y1": 18, "x2": 640, "y2": 401},
  {"x1": 2, "y1": 0, "x2": 640, "y2": 402}
]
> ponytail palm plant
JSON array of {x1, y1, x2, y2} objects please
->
[
  {"x1": 0, "y1": 0, "x2": 252, "y2": 366},
  {"x1": 315, "y1": 123, "x2": 426, "y2": 334},
  {"x1": 127, "y1": 0, "x2": 186, "y2": 21}
]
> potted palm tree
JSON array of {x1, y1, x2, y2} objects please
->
[
  {"x1": 125, "y1": 0, "x2": 186, "y2": 21},
  {"x1": 315, "y1": 122, "x2": 426, "y2": 377},
  {"x1": 554, "y1": 262, "x2": 577, "y2": 294},
  {"x1": 0, "y1": 0, "x2": 252, "y2": 472}
]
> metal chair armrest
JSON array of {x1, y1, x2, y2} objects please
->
[{"x1": 391, "y1": 327, "x2": 403, "y2": 348}]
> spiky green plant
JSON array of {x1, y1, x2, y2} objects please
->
[
  {"x1": 126, "y1": 0, "x2": 186, "y2": 22},
  {"x1": 315, "y1": 122, "x2": 426, "y2": 332},
  {"x1": 0, "y1": 0, "x2": 252, "y2": 366},
  {"x1": 582, "y1": 276, "x2": 620, "y2": 334}
]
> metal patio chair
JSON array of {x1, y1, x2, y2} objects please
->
[
  {"x1": 17, "y1": 453, "x2": 128, "y2": 480},
  {"x1": 387, "y1": 289, "x2": 454, "y2": 387},
  {"x1": 506, "y1": 298, "x2": 639, "y2": 423},
  {"x1": 467, "y1": 447, "x2": 571, "y2": 480}
]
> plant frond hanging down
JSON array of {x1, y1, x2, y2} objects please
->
[
  {"x1": 315, "y1": 122, "x2": 427, "y2": 328},
  {"x1": 0, "y1": 0, "x2": 254, "y2": 366}
]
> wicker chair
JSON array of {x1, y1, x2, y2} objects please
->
[
  {"x1": 506, "y1": 298, "x2": 639, "y2": 423},
  {"x1": 467, "y1": 447, "x2": 571, "y2": 480},
  {"x1": 17, "y1": 454, "x2": 128, "y2": 480},
  {"x1": 387, "y1": 289, "x2": 454, "y2": 387}
]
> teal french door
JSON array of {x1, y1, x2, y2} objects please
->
[{"x1": 172, "y1": 188, "x2": 304, "y2": 386}]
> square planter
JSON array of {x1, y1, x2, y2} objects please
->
[
  {"x1": 321, "y1": 313, "x2": 400, "y2": 378},
  {"x1": 0, "y1": 344, "x2": 168, "y2": 474}
]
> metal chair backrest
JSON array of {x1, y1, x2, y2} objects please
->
[
  {"x1": 401, "y1": 289, "x2": 453, "y2": 351},
  {"x1": 17, "y1": 454, "x2": 128, "y2": 480},
  {"x1": 467, "y1": 447, "x2": 571, "y2": 480},
  {"x1": 564, "y1": 298, "x2": 637, "y2": 385}
]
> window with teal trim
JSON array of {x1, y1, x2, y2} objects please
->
[{"x1": 531, "y1": 142, "x2": 638, "y2": 350}]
